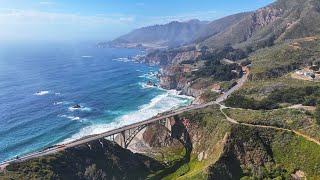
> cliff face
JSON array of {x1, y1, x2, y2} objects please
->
[
  {"x1": 159, "y1": 65, "x2": 205, "y2": 98},
  {"x1": 140, "y1": 49, "x2": 201, "y2": 66}
]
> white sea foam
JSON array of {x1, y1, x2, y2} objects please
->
[
  {"x1": 34, "y1": 91, "x2": 49, "y2": 96},
  {"x1": 112, "y1": 57, "x2": 131, "y2": 62},
  {"x1": 54, "y1": 101, "x2": 72, "y2": 105},
  {"x1": 82, "y1": 56, "x2": 93, "y2": 58},
  {"x1": 58, "y1": 114, "x2": 81, "y2": 121},
  {"x1": 55, "y1": 92, "x2": 61, "y2": 95},
  {"x1": 139, "y1": 71, "x2": 159, "y2": 80},
  {"x1": 62, "y1": 90, "x2": 194, "y2": 143},
  {"x1": 139, "y1": 74, "x2": 153, "y2": 80}
]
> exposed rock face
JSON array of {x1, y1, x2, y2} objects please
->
[
  {"x1": 140, "y1": 49, "x2": 201, "y2": 66},
  {"x1": 248, "y1": 6, "x2": 284, "y2": 37},
  {"x1": 171, "y1": 51, "x2": 201, "y2": 64},
  {"x1": 159, "y1": 65, "x2": 205, "y2": 98},
  {"x1": 202, "y1": 0, "x2": 320, "y2": 49},
  {"x1": 143, "y1": 123, "x2": 180, "y2": 147},
  {"x1": 143, "y1": 116, "x2": 192, "y2": 153},
  {"x1": 159, "y1": 76, "x2": 177, "y2": 89}
]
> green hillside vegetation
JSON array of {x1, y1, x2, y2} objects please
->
[
  {"x1": 200, "y1": 90, "x2": 220, "y2": 103},
  {"x1": 224, "y1": 108, "x2": 320, "y2": 141},
  {"x1": 225, "y1": 86, "x2": 320, "y2": 111},
  {"x1": 0, "y1": 140, "x2": 164, "y2": 180},
  {"x1": 248, "y1": 37, "x2": 320, "y2": 80},
  {"x1": 224, "y1": 126, "x2": 320, "y2": 179},
  {"x1": 169, "y1": 106, "x2": 320, "y2": 179},
  {"x1": 236, "y1": 75, "x2": 318, "y2": 100},
  {"x1": 190, "y1": 45, "x2": 245, "y2": 81}
]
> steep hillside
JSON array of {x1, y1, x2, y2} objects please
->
[
  {"x1": 143, "y1": 106, "x2": 320, "y2": 179},
  {"x1": 201, "y1": 0, "x2": 320, "y2": 49},
  {"x1": 192, "y1": 12, "x2": 251, "y2": 44},
  {"x1": 0, "y1": 140, "x2": 164, "y2": 179}
]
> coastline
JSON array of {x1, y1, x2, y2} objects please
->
[
  {"x1": 60, "y1": 56, "x2": 195, "y2": 145},
  {"x1": 0, "y1": 46, "x2": 194, "y2": 163}
]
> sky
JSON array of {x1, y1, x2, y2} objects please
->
[{"x1": 0, "y1": 0, "x2": 276, "y2": 42}]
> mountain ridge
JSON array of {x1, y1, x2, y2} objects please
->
[{"x1": 102, "y1": 0, "x2": 320, "y2": 50}]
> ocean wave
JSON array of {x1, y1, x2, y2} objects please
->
[
  {"x1": 33, "y1": 91, "x2": 50, "y2": 96},
  {"x1": 138, "y1": 71, "x2": 159, "y2": 80},
  {"x1": 62, "y1": 90, "x2": 193, "y2": 143},
  {"x1": 58, "y1": 114, "x2": 81, "y2": 121},
  {"x1": 112, "y1": 57, "x2": 131, "y2": 62},
  {"x1": 53, "y1": 101, "x2": 72, "y2": 105}
]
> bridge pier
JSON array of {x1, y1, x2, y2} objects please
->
[
  {"x1": 107, "y1": 118, "x2": 173, "y2": 149},
  {"x1": 118, "y1": 131, "x2": 126, "y2": 148},
  {"x1": 165, "y1": 118, "x2": 172, "y2": 132}
]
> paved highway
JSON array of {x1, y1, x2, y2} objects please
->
[{"x1": 0, "y1": 67, "x2": 249, "y2": 168}]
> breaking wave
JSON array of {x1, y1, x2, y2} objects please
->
[{"x1": 62, "y1": 90, "x2": 193, "y2": 143}]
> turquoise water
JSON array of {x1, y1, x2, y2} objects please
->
[{"x1": 0, "y1": 42, "x2": 193, "y2": 162}]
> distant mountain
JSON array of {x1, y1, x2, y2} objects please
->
[
  {"x1": 192, "y1": 12, "x2": 252, "y2": 44},
  {"x1": 102, "y1": 0, "x2": 320, "y2": 51},
  {"x1": 103, "y1": 19, "x2": 208, "y2": 49},
  {"x1": 201, "y1": 0, "x2": 320, "y2": 49}
]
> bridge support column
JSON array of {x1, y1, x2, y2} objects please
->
[
  {"x1": 165, "y1": 118, "x2": 172, "y2": 132},
  {"x1": 119, "y1": 131, "x2": 126, "y2": 148}
]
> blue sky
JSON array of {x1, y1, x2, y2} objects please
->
[{"x1": 0, "y1": 0, "x2": 275, "y2": 42}]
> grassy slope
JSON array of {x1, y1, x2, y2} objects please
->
[
  {"x1": 272, "y1": 130, "x2": 320, "y2": 179},
  {"x1": 236, "y1": 75, "x2": 319, "y2": 99},
  {"x1": 230, "y1": 37, "x2": 320, "y2": 100},
  {"x1": 225, "y1": 108, "x2": 320, "y2": 141},
  {"x1": 248, "y1": 37, "x2": 320, "y2": 78}
]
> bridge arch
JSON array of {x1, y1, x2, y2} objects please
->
[{"x1": 109, "y1": 118, "x2": 172, "y2": 149}]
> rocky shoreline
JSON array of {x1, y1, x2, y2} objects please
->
[{"x1": 131, "y1": 48, "x2": 208, "y2": 104}]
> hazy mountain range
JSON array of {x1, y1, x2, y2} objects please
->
[{"x1": 103, "y1": 0, "x2": 320, "y2": 50}]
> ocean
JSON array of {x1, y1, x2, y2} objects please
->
[{"x1": 0, "y1": 42, "x2": 193, "y2": 162}]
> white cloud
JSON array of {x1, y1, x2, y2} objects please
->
[
  {"x1": 39, "y1": 1, "x2": 56, "y2": 5},
  {"x1": 0, "y1": 9, "x2": 134, "y2": 25},
  {"x1": 0, "y1": 9, "x2": 135, "y2": 41}
]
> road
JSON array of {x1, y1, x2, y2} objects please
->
[{"x1": 0, "y1": 67, "x2": 249, "y2": 168}]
